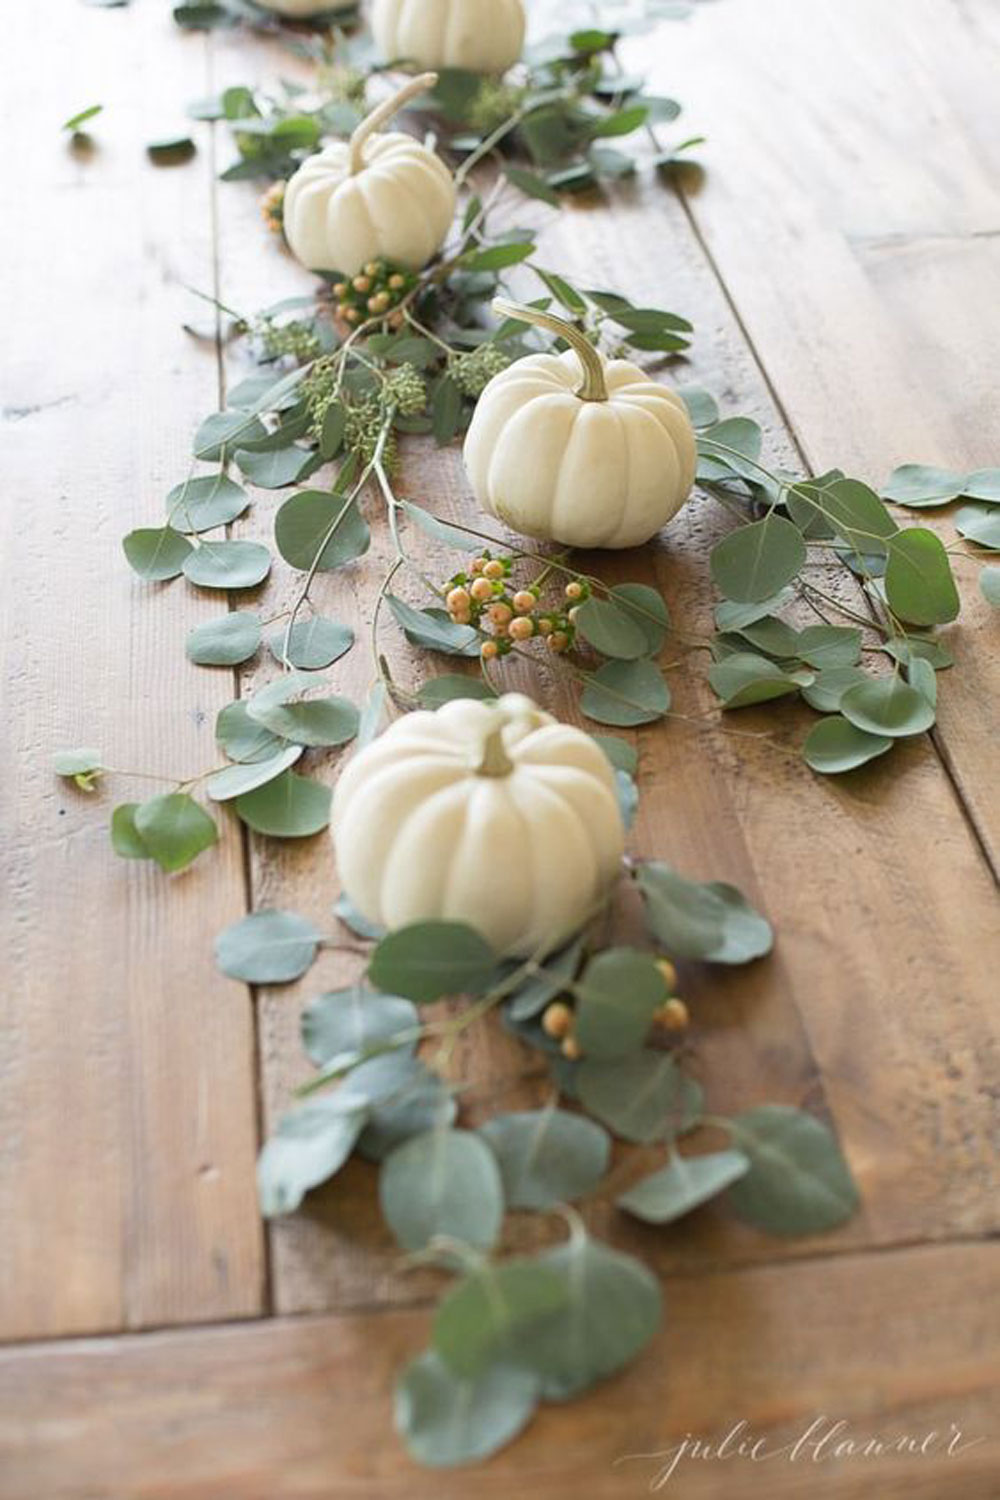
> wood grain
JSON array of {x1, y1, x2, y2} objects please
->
[
  {"x1": 1, "y1": 1241, "x2": 997, "y2": 1500},
  {"x1": 0, "y1": 3, "x2": 263, "y2": 1336}
]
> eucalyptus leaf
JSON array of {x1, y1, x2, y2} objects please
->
[
  {"x1": 123, "y1": 526, "x2": 193, "y2": 582},
  {"x1": 357, "y1": 1066, "x2": 457, "y2": 1163},
  {"x1": 368, "y1": 922, "x2": 496, "y2": 1003},
  {"x1": 380, "y1": 1126, "x2": 503, "y2": 1251},
  {"x1": 573, "y1": 948, "x2": 666, "y2": 1059},
  {"x1": 574, "y1": 597, "x2": 650, "y2": 660},
  {"x1": 617, "y1": 1149, "x2": 750, "y2": 1224},
  {"x1": 478, "y1": 1108, "x2": 610, "y2": 1209},
  {"x1": 267, "y1": 616, "x2": 354, "y2": 669},
  {"x1": 795, "y1": 625, "x2": 862, "y2": 669},
  {"x1": 53, "y1": 748, "x2": 103, "y2": 777},
  {"x1": 167, "y1": 474, "x2": 249, "y2": 534},
  {"x1": 257, "y1": 1098, "x2": 368, "y2": 1217},
  {"x1": 274, "y1": 489, "x2": 371, "y2": 571},
  {"x1": 235, "y1": 444, "x2": 317, "y2": 489},
  {"x1": 840, "y1": 676, "x2": 935, "y2": 737},
  {"x1": 801, "y1": 666, "x2": 872, "y2": 714},
  {"x1": 610, "y1": 583, "x2": 670, "y2": 654},
  {"x1": 395, "y1": 1353, "x2": 539, "y2": 1469},
  {"x1": 111, "y1": 803, "x2": 149, "y2": 859},
  {"x1": 677, "y1": 385, "x2": 719, "y2": 428},
  {"x1": 215, "y1": 908, "x2": 322, "y2": 984},
  {"x1": 963, "y1": 469, "x2": 1000, "y2": 503},
  {"x1": 714, "y1": 588, "x2": 795, "y2": 632},
  {"x1": 980, "y1": 566, "x2": 1000, "y2": 606},
  {"x1": 802, "y1": 717, "x2": 893, "y2": 775},
  {"x1": 881, "y1": 464, "x2": 966, "y2": 508},
  {"x1": 216, "y1": 699, "x2": 287, "y2": 764},
  {"x1": 590, "y1": 735, "x2": 638, "y2": 776},
  {"x1": 186, "y1": 611, "x2": 262, "y2": 666},
  {"x1": 417, "y1": 675, "x2": 497, "y2": 708},
  {"x1": 399, "y1": 499, "x2": 483, "y2": 553},
  {"x1": 636, "y1": 861, "x2": 774, "y2": 963},
  {"x1": 236, "y1": 771, "x2": 332, "y2": 837},
  {"x1": 386, "y1": 595, "x2": 480, "y2": 657},
  {"x1": 708, "y1": 652, "x2": 807, "y2": 709},
  {"x1": 302, "y1": 988, "x2": 419, "y2": 1067},
  {"x1": 133, "y1": 793, "x2": 217, "y2": 872},
  {"x1": 249, "y1": 695, "x2": 359, "y2": 749},
  {"x1": 506, "y1": 937, "x2": 582, "y2": 1022},
  {"x1": 710, "y1": 514, "x2": 806, "y2": 603},
  {"x1": 182, "y1": 539, "x2": 272, "y2": 591},
  {"x1": 205, "y1": 745, "x2": 303, "y2": 801},
  {"x1": 432, "y1": 1258, "x2": 570, "y2": 1380},
  {"x1": 193, "y1": 410, "x2": 266, "y2": 461},
  {"x1": 577, "y1": 1051, "x2": 703, "y2": 1143},
  {"x1": 724, "y1": 1105, "x2": 859, "y2": 1235},
  {"x1": 884, "y1": 529, "x2": 960, "y2": 625},
  {"x1": 818, "y1": 478, "x2": 897, "y2": 558},
  {"x1": 579, "y1": 659, "x2": 670, "y2": 727}
]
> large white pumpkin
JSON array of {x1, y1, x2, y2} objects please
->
[
  {"x1": 372, "y1": 0, "x2": 526, "y2": 74},
  {"x1": 283, "y1": 74, "x2": 456, "y2": 276},
  {"x1": 463, "y1": 299, "x2": 697, "y2": 550},
  {"x1": 332, "y1": 694, "x2": 625, "y2": 957}
]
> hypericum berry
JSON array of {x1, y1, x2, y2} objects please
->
[
  {"x1": 568, "y1": 606, "x2": 581, "y2": 625},
  {"x1": 488, "y1": 602, "x2": 513, "y2": 628},
  {"x1": 656, "y1": 958, "x2": 678, "y2": 992},
  {"x1": 548, "y1": 631, "x2": 570, "y2": 653},
  {"x1": 343, "y1": 307, "x2": 360, "y2": 324},
  {"x1": 389, "y1": 272, "x2": 406, "y2": 290},
  {"x1": 509, "y1": 616, "x2": 534, "y2": 641},
  {"x1": 367, "y1": 292, "x2": 391, "y2": 315},
  {"x1": 352, "y1": 274, "x2": 371, "y2": 293},
  {"x1": 541, "y1": 1001, "x2": 574, "y2": 1040},
  {"x1": 470, "y1": 556, "x2": 486, "y2": 575},
  {"x1": 513, "y1": 590, "x2": 536, "y2": 614},
  {"x1": 332, "y1": 281, "x2": 348, "y2": 298},
  {"x1": 481, "y1": 640, "x2": 499, "y2": 661},
  {"x1": 446, "y1": 586, "x2": 471, "y2": 614},
  {"x1": 483, "y1": 559, "x2": 505, "y2": 581},
  {"x1": 364, "y1": 261, "x2": 379, "y2": 277},
  {"x1": 470, "y1": 577, "x2": 494, "y2": 604},
  {"x1": 654, "y1": 997, "x2": 690, "y2": 1031},
  {"x1": 565, "y1": 580, "x2": 585, "y2": 602},
  {"x1": 561, "y1": 1034, "x2": 583, "y2": 1061},
  {"x1": 536, "y1": 617, "x2": 554, "y2": 637}
]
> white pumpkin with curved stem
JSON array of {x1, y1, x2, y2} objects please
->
[
  {"x1": 372, "y1": 0, "x2": 526, "y2": 74},
  {"x1": 282, "y1": 73, "x2": 456, "y2": 276},
  {"x1": 463, "y1": 299, "x2": 697, "y2": 550},
  {"x1": 332, "y1": 694, "x2": 625, "y2": 957}
]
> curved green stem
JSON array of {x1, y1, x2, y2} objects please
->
[
  {"x1": 493, "y1": 296, "x2": 608, "y2": 402},
  {"x1": 348, "y1": 72, "x2": 438, "y2": 174}
]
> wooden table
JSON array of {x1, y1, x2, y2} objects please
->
[{"x1": 2, "y1": 0, "x2": 998, "y2": 1495}]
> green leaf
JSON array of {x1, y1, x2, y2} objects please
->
[
  {"x1": 590, "y1": 734, "x2": 638, "y2": 777},
  {"x1": 395, "y1": 1353, "x2": 539, "y2": 1469},
  {"x1": 147, "y1": 136, "x2": 196, "y2": 164},
  {"x1": 617, "y1": 1149, "x2": 750, "y2": 1225},
  {"x1": 236, "y1": 770, "x2": 332, "y2": 838},
  {"x1": 182, "y1": 540, "x2": 272, "y2": 591},
  {"x1": 980, "y1": 565, "x2": 1000, "y2": 606},
  {"x1": 186, "y1": 611, "x2": 261, "y2": 666},
  {"x1": 579, "y1": 659, "x2": 670, "y2": 727},
  {"x1": 963, "y1": 469, "x2": 1000, "y2": 502},
  {"x1": 591, "y1": 105, "x2": 648, "y2": 138},
  {"x1": 215, "y1": 908, "x2": 322, "y2": 985},
  {"x1": 884, "y1": 529, "x2": 960, "y2": 625},
  {"x1": 357, "y1": 1064, "x2": 457, "y2": 1163},
  {"x1": 479, "y1": 1108, "x2": 610, "y2": 1209},
  {"x1": 368, "y1": 922, "x2": 496, "y2": 1004},
  {"x1": 795, "y1": 625, "x2": 862, "y2": 669},
  {"x1": 319, "y1": 402, "x2": 346, "y2": 460},
  {"x1": 386, "y1": 595, "x2": 480, "y2": 657},
  {"x1": 433, "y1": 1258, "x2": 570, "y2": 1379},
  {"x1": 697, "y1": 417, "x2": 763, "y2": 481},
  {"x1": 235, "y1": 444, "x2": 316, "y2": 489},
  {"x1": 710, "y1": 515, "x2": 806, "y2": 603},
  {"x1": 53, "y1": 748, "x2": 103, "y2": 777},
  {"x1": 504, "y1": 167, "x2": 561, "y2": 207},
  {"x1": 462, "y1": 242, "x2": 536, "y2": 272},
  {"x1": 578, "y1": 1051, "x2": 703, "y2": 1144},
  {"x1": 122, "y1": 526, "x2": 193, "y2": 582},
  {"x1": 802, "y1": 716, "x2": 894, "y2": 775},
  {"x1": 881, "y1": 464, "x2": 966, "y2": 508},
  {"x1": 193, "y1": 410, "x2": 266, "y2": 460},
  {"x1": 573, "y1": 948, "x2": 666, "y2": 1059},
  {"x1": 724, "y1": 1105, "x2": 859, "y2": 1235},
  {"x1": 111, "y1": 804, "x2": 149, "y2": 859},
  {"x1": 63, "y1": 103, "x2": 103, "y2": 133},
  {"x1": 166, "y1": 474, "x2": 249, "y2": 535},
  {"x1": 532, "y1": 267, "x2": 587, "y2": 315},
  {"x1": 431, "y1": 376, "x2": 463, "y2": 446},
  {"x1": 505, "y1": 938, "x2": 583, "y2": 1022},
  {"x1": 677, "y1": 386, "x2": 719, "y2": 428},
  {"x1": 215, "y1": 699, "x2": 286, "y2": 764},
  {"x1": 714, "y1": 587, "x2": 795, "y2": 632},
  {"x1": 573, "y1": 597, "x2": 650, "y2": 659},
  {"x1": 817, "y1": 478, "x2": 898, "y2": 557},
  {"x1": 380, "y1": 1126, "x2": 503, "y2": 1251},
  {"x1": 417, "y1": 675, "x2": 497, "y2": 708},
  {"x1": 133, "y1": 793, "x2": 218, "y2": 872},
  {"x1": 247, "y1": 676, "x2": 359, "y2": 748},
  {"x1": 274, "y1": 490, "x2": 371, "y2": 571},
  {"x1": 734, "y1": 615, "x2": 802, "y2": 658},
  {"x1": 205, "y1": 746, "x2": 303, "y2": 802},
  {"x1": 527, "y1": 1232, "x2": 662, "y2": 1399},
  {"x1": 267, "y1": 616, "x2": 353, "y2": 670},
  {"x1": 258, "y1": 1099, "x2": 367, "y2": 1217},
  {"x1": 398, "y1": 499, "x2": 483, "y2": 553},
  {"x1": 636, "y1": 861, "x2": 774, "y2": 964},
  {"x1": 908, "y1": 656, "x2": 937, "y2": 707},
  {"x1": 708, "y1": 652, "x2": 808, "y2": 709},
  {"x1": 840, "y1": 675, "x2": 935, "y2": 738},
  {"x1": 801, "y1": 665, "x2": 872, "y2": 714},
  {"x1": 302, "y1": 988, "x2": 419, "y2": 1067}
]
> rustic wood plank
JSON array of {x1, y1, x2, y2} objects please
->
[
  {"x1": 0, "y1": 1240, "x2": 997, "y2": 1499},
  {"x1": 654, "y1": 0, "x2": 1000, "y2": 867},
  {"x1": 0, "y1": 4, "x2": 263, "y2": 1336}
]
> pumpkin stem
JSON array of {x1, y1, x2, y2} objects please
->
[
  {"x1": 492, "y1": 296, "x2": 608, "y2": 403},
  {"x1": 348, "y1": 72, "x2": 439, "y2": 175},
  {"x1": 475, "y1": 723, "x2": 514, "y2": 778}
]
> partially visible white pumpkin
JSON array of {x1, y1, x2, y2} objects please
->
[
  {"x1": 282, "y1": 73, "x2": 456, "y2": 276},
  {"x1": 372, "y1": 0, "x2": 526, "y2": 74},
  {"x1": 332, "y1": 694, "x2": 625, "y2": 957},
  {"x1": 463, "y1": 299, "x2": 697, "y2": 550}
]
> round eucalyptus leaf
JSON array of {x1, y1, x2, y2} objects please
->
[
  {"x1": 257, "y1": 1099, "x2": 368, "y2": 1217},
  {"x1": 122, "y1": 526, "x2": 193, "y2": 582},
  {"x1": 368, "y1": 922, "x2": 496, "y2": 1004},
  {"x1": 478, "y1": 1108, "x2": 610, "y2": 1209},
  {"x1": 574, "y1": 948, "x2": 666, "y2": 1059},
  {"x1": 819, "y1": 478, "x2": 898, "y2": 556},
  {"x1": 111, "y1": 803, "x2": 149, "y2": 860},
  {"x1": 724, "y1": 1105, "x2": 859, "y2": 1235},
  {"x1": 274, "y1": 489, "x2": 371, "y2": 571},
  {"x1": 506, "y1": 938, "x2": 583, "y2": 1022},
  {"x1": 677, "y1": 385, "x2": 718, "y2": 428},
  {"x1": 802, "y1": 716, "x2": 893, "y2": 775},
  {"x1": 590, "y1": 734, "x2": 638, "y2": 776},
  {"x1": 133, "y1": 793, "x2": 217, "y2": 872},
  {"x1": 357, "y1": 1066, "x2": 457, "y2": 1163},
  {"x1": 963, "y1": 468, "x2": 1000, "y2": 502},
  {"x1": 734, "y1": 614, "x2": 801, "y2": 659},
  {"x1": 417, "y1": 675, "x2": 498, "y2": 708},
  {"x1": 714, "y1": 587, "x2": 795, "y2": 632},
  {"x1": 908, "y1": 655, "x2": 937, "y2": 706},
  {"x1": 215, "y1": 908, "x2": 322, "y2": 984},
  {"x1": 193, "y1": 409, "x2": 266, "y2": 460},
  {"x1": 53, "y1": 747, "x2": 103, "y2": 776},
  {"x1": 235, "y1": 770, "x2": 332, "y2": 837},
  {"x1": 955, "y1": 503, "x2": 1000, "y2": 550},
  {"x1": 395, "y1": 1352, "x2": 539, "y2": 1469},
  {"x1": 216, "y1": 699, "x2": 287, "y2": 764},
  {"x1": 617, "y1": 1149, "x2": 750, "y2": 1224},
  {"x1": 881, "y1": 464, "x2": 966, "y2": 508},
  {"x1": 884, "y1": 529, "x2": 960, "y2": 625},
  {"x1": 267, "y1": 616, "x2": 354, "y2": 670},
  {"x1": 980, "y1": 565, "x2": 1000, "y2": 606},
  {"x1": 182, "y1": 539, "x2": 272, "y2": 591},
  {"x1": 380, "y1": 1126, "x2": 503, "y2": 1251},
  {"x1": 433, "y1": 1258, "x2": 570, "y2": 1380},
  {"x1": 578, "y1": 1051, "x2": 703, "y2": 1143},
  {"x1": 248, "y1": 694, "x2": 359, "y2": 749},
  {"x1": 840, "y1": 676, "x2": 935, "y2": 737},
  {"x1": 574, "y1": 597, "x2": 650, "y2": 660},
  {"x1": 186, "y1": 611, "x2": 262, "y2": 666},
  {"x1": 528, "y1": 1232, "x2": 662, "y2": 1399},
  {"x1": 801, "y1": 665, "x2": 870, "y2": 713},
  {"x1": 205, "y1": 745, "x2": 302, "y2": 802},
  {"x1": 386, "y1": 595, "x2": 481, "y2": 657},
  {"x1": 708, "y1": 651, "x2": 808, "y2": 709},
  {"x1": 636, "y1": 860, "x2": 774, "y2": 963},
  {"x1": 166, "y1": 474, "x2": 249, "y2": 533},
  {"x1": 235, "y1": 443, "x2": 316, "y2": 489},
  {"x1": 710, "y1": 514, "x2": 806, "y2": 603},
  {"x1": 302, "y1": 988, "x2": 419, "y2": 1067},
  {"x1": 334, "y1": 893, "x2": 385, "y2": 941},
  {"x1": 579, "y1": 659, "x2": 670, "y2": 727},
  {"x1": 795, "y1": 625, "x2": 862, "y2": 669},
  {"x1": 609, "y1": 583, "x2": 669, "y2": 654},
  {"x1": 883, "y1": 635, "x2": 954, "y2": 670}
]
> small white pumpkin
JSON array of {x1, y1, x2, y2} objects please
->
[
  {"x1": 282, "y1": 73, "x2": 456, "y2": 276},
  {"x1": 463, "y1": 299, "x2": 697, "y2": 550},
  {"x1": 372, "y1": 0, "x2": 526, "y2": 74},
  {"x1": 332, "y1": 694, "x2": 625, "y2": 957}
]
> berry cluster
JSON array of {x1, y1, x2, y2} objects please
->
[
  {"x1": 450, "y1": 345, "x2": 511, "y2": 398},
  {"x1": 332, "y1": 260, "x2": 417, "y2": 328},
  {"x1": 259, "y1": 180, "x2": 285, "y2": 235},
  {"x1": 444, "y1": 554, "x2": 592, "y2": 663},
  {"x1": 541, "y1": 959, "x2": 689, "y2": 1062},
  {"x1": 254, "y1": 315, "x2": 321, "y2": 363}
]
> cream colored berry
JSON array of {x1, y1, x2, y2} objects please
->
[
  {"x1": 470, "y1": 577, "x2": 494, "y2": 604},
  {"x1": 446, "y1": 586, "x2": 470, "y2": 614},
  {"x1": 333, "y1": 281, "x2": 348, "y2": 298},
  {"x1": 536, "y1": 618, "x2": 553, "y2": 637},
  {"x1": 548, "y1": 631, "x2": 569, "y2": 653},
  {"x1": 561, "y1": 1034, "x2": 583, "y2": 1061},
  {"x1": 470, "y1": 556, "x2": 486, "y2": 575},
  {"x1": 352, "y1": 274, "x2": 371, "y2": 293},
  {"x1": 565, "y1": 580, "x2": 584, "y2": 601},
  {"x1": 654, "y1": 997, "x2": 689, "y2": 1032},
  {"x1": 389, "y1": 273, "x2": 406, "y2": 290},
  {"x1": 488, "y1": 602, "x2": 513, "y2": 628},
  {"x1": 364, "y1": 261, "x2": 380, "y2": 277},
  {"x1": 513, "y1": 590, "x2": 536, "y2": 614},
  {"x1": 481, "y1": 640, "x2": 499, "y2": 661},
  {"x1": 483, "y1": 559, "x2": 505, "y2": 581},
  {"x1": 541, "y1": 1001, "x2": 573, "y2": 1039},
  {"x1": 509, "y1": 616, "x2": 534, "y2": 642},
  {"x1": 367, "y1": 292, "x2": 390, "y2": 315},
  {"x1": 656, "y1": 958, "x2": 678, "y2": 992}
]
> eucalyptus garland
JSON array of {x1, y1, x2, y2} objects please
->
[{"x1": 54, "y1": 0, "x2": 1000, "y2": 1473}]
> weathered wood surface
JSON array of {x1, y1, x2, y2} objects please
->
[{"x1": 1, "y1": 0, "x2": 998, "y2": 1492}]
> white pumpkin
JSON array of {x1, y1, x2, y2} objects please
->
[
  {"x1": 253, "y1": 0, "x2": 331, "y2": 16},
  {"x1": 463, "y1": 299, "x2": 697, "y2": 550},
  {"x1": 283, "y1": 73, "x2": 456, "y2": 276},
  {"x1": 332, "y1": 694, "x2": 625, "y2": 957},
  {"x1": 372, "y1": 0, "x2": 526, "y2": 74}
]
